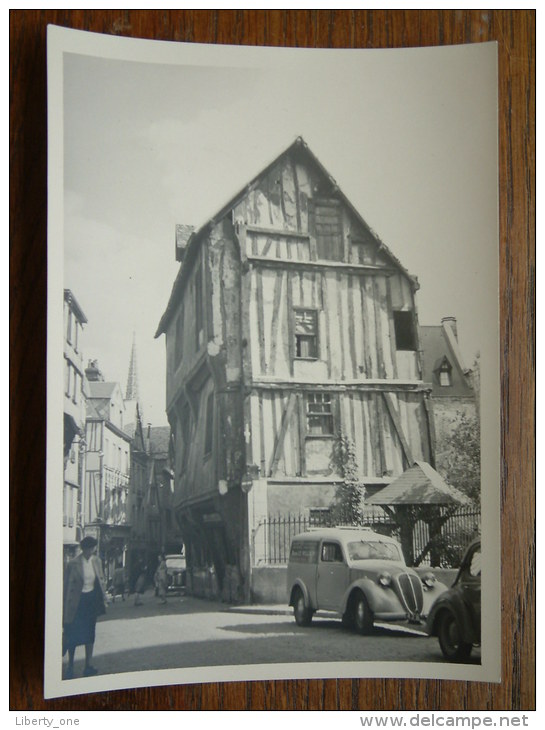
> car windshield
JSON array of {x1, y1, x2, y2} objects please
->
[
  {"x1": 347, "y1": 540, "x2": 402, "y2": 562},
  {"x1": 166, "y1": 557, "x2": 185, "y2": 569}
]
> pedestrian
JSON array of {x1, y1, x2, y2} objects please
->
[
  {"x1": 134, "y1": 564, "x2": 147, "y2": 606},
  {"x1": 112, "y1": 565, "x2": 126, "y2": 602},
  {"x1": 62, "y1": 536, "x2": 107, "y2": 680},
  {"x1": 154, "y1": 554, "x2": 168, "y2": 604}
]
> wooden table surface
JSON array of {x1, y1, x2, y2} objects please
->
[{"x1": 9, "y1": 10, "x2": 535, "y2": 711}]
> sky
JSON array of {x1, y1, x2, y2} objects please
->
[{"x1": 62, "y1": 40, "x2": 498, "y2": 427}]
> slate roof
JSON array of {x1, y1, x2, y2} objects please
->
[
  {"x1": 148, "y1": 426, "x2": 171, "y2": 456},
  {"x1": 365, "y1": 461, "x2": 470, "y2": 506},
  {"x1": 420, "y1": 323, "x2": 474, "y2": 398},
  {"x1": 87, "y1": 381, "x2": 117, "y2": 399}
]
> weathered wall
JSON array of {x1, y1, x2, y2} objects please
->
[
  {"x1": 167, "y1": 221, "x2": 245, "y2": 511},
  {"x1": 267, "y1": 480, "x2": 337, "y2": 514},
  {"x1": 247, "y1": 388, "x2": 431, "y2": 484},
  {"x1": 251, "y1": 565, "x2": 289, "y2": 604},
  {"x1": 231, "y1": 151, "x2": 430, "y2": 499}
]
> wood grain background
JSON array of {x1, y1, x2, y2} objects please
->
[{"x1": 9, "y1": 10, "x2": 535, "y2": 711}]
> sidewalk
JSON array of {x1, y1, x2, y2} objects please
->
[{"x1": 225, "y1": 603, "x2": 292, "y2": 616}]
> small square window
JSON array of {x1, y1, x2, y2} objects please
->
[
  {"x1": 295, "y1": 309, "x2": 318, "y2": 359},
  {"x1": 307, "y1": 392, "x2": 334, "y2": 435}
]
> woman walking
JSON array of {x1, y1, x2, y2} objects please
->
[{"x1": 63, "y1": 536, "x2": 107, "y2": 679}]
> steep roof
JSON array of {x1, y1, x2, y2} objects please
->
[
  {"x1": 64, "y1": 289, "x2": 88, "y2": 324},
  {"x1": 420, "y1": 321, "x2": 474, "y2": 397},
  {"x1": 365, "y1": 461, "x2": 471, "y2": 506},
  {"x1": 148, "y1": 426, "x2": 171, "y2": 456},
  {"x1": 87, "y1": 381, "x2": 117, "y2": 399},
  {"x1": 156, "y1": 136, "x2": 417, "y2": 337}
]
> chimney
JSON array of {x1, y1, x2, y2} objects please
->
[
  {"x1": 441, "y1": 316, "x2": 458, "y2": 340},
  {"x1": 175, "y1": 224, "x2": 195, "y2": 262},
  {"x1": 85, "y1": 359, "x2": 104, "y2": 382}
]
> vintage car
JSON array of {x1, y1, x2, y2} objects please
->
[
  {"x1": 287, "y1": 527, "x2": 447, "y2": 633},
  {"x1": 426, "y1": 538, "x2": 481, "y2": 662},
  {"x1": 165, "y1": 553, "x2": 187, "y2": 594}
]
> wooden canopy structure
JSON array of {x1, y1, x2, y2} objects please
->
[{"x1": 366, "y1": 461, "x2": 472, "y2": 566}]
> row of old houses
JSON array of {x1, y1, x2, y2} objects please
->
[
  {"x1": 154, "y1": 137, "x2": 479, "y2": 603},
  {"x1": 62, "y1": 291, "x2": 183, "y2": 589}
]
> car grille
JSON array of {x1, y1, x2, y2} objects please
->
[{"x1": 394, "y1": 573, "x2": 423, "y2": 615}]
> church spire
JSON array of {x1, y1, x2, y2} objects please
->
[{"x1": 125, "y1": 332, "x2": 139, "y2": 402}]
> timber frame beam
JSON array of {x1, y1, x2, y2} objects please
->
[{"x1": 250, "y1": 379, "x2": 433, "y2": 394}]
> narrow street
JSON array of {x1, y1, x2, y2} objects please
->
[{"x1": 63, "y1": 590, "x2": 480, "y2": 680}]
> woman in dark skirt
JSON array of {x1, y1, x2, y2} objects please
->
[{"x1": 63, "y1": 536, "x2": 107, "y2": 679}]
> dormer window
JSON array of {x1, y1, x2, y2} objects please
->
[{"x1": 435, "y1": 357, "x2": 453, "y2": 387}]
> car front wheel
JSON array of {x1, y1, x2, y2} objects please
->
[
  {"x1": 353, "y1": 592, "x2": 374, "y2": 635},
  {"x1": 293, "y1": 588, "x2": 313, "y2": 627},
  {"x1": 438, "y1": 610, "x2": 472, "y2": 662}
]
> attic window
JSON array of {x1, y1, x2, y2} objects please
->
[
  {"x1": 309, "y1": 199, "x2": 343, "y2": 261},
  {"x1": 393, "y1": 311, "x2": 417, "y2": 351},
  {"x1": 436, "y1": 359, "x2": 453, "y2": 387}
]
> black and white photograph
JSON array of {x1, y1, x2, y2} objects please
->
[{"x1": 45, "y1": 27, "x2": 500, "y2": 698}]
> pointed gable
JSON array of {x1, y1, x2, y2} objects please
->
[
  {"x1": 156, "y1": 137, "x2": 417, "y2": 337},
  {"x1": 420, "y1": 319, "x2": 474, "y2": 396},
  {"x1": 366, "y1": 461, "x2": 470, "y2": 506}
]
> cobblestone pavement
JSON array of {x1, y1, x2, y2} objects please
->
[{"x1": 62, "y1": 590, "x2": 479, "y2": 681}]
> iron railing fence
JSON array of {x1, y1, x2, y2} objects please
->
[{"x1": 252, "y1": 506, "x2": 480, "y2": 568}]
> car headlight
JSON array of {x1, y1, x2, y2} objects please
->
[
  {"x1": 421, "y1": 572, "x2": 436, "y2": 588},
  {"x1": 378, "y1": 572, "x2": 392, "y2": 587}
]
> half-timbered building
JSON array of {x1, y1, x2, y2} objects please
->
[{"x1": 156, "y1": 137, "x2": 436, "y2": 602}]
